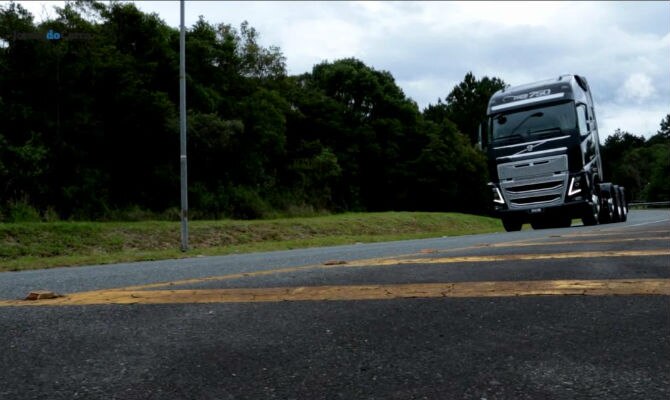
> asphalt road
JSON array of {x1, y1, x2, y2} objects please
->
[{"x1": 1, "y1": 210, "x2": 669, "y2": 399}]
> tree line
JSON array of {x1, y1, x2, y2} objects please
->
[
  {"x1": 0, "y1": 1, "x2": 667, "y2": 221},
  {"x1": 601, "y1": 118, "x2": 669, "y2": 204}
]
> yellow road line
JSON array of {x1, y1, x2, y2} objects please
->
[
  {"x1": 114, "y1": 264, "x2": 322, "y2": 291},
  {"x1": 70, "y1": 249, "x2": 669, "y2": 294},
  {"x1": 349, "y1": 249, "x2": 670, "y2": 267},
  {"x1": 474, "y1": 237, "x2": 669, "y2": 248},
  {"x1": 105, "y1": 237, "x2": 553, "y2": 291},
  {"x1": 560, "y1": 229, "x2": 670, "y2": 238},
  {"x1": 113, "y1": 234, "x2": 544, "y2": 291},
  {"x1": 2, "y1": 279, "x2": 668, "y2": 306}
]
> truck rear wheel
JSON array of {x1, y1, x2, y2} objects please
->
[
  {"x1": 502, "y1": 217, "x2": 522, "y2": 232},
  {"x1": 612, "y1": 185, "x2": 622, "y2": 222},
  {"x1": 582, "y1": 183, "x2": 600, "y2": 226},
  {"x1": 618, "y1": 186, "x2": 628, "y2": 222},
  {"x1": 599, "y1": 183, "x2": 615, "y2": 224}
]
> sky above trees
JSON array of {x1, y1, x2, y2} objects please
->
[{"x1": 9, "y1": 0, "x2": 669, "y2": 139}]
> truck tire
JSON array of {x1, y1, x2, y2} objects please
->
[
  {"x1": 612, "y1": 185, "x2": 623, "y2": 222},
  {"x1": 618, "y1": 186, "x2": 628, "y2": 222},
  {"x1": 598, "y1": 183, "x2": 615, "y2": 224},
  {"x1": 582, "y1": 181, "x2": 600, "y2": 226},
  {"x1": 502, "y1": 217, "x2": 522, "y2": 232}
]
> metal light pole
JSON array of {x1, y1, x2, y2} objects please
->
[{"x1": 179, "y1": 0, "x2": 189, "y2": 251}]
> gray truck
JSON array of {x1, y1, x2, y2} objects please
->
[{"x1": 480, "y1": 74, "x2": 627, "y2": 231}]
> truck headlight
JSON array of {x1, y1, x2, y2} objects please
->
[
  {"x1": 568, "y1": 176, "x2": 582, "y2": 196},
  {"x1": 492, "y1": 186, "x2": 505, "y2": 204}
]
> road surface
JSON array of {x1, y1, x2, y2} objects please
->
[{"x1": 1, "y1": 210, "x2": 668, "y2": 399}]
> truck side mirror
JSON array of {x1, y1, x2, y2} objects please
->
[
  {"x1": 476, "y1": 123, "x2": 484, "y2": 151},
  {"x1": 475, "y1": 123, "x2": 486, "y2": 151}
]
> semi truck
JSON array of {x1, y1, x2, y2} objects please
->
[{"x1": 480, "y1": 74, "x2": 627, "y2": 231}]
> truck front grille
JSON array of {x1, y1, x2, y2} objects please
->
[
  {"x1": 510, "y1": 194, "x2": 562, "y2": 206},
  {"x1": 498, "y1": 154, "x2": 569, "y2": 210},
  {"x1": 506, "y1": 181, "x2": 563, "y2": 193}
]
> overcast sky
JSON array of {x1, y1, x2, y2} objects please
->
[{"x1": 10, "y1": 1, "x2": 670, "y2": 139}]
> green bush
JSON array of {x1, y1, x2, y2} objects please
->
[
  {"x1": 228, "y1": 186, "x2": 271, "y2": 220},
  {"x1": 42, "y1": 207, "x2": 61, "y2": 222},
  {"x1": 5, "y1": 200, "x2": 42, "y2": 222}
]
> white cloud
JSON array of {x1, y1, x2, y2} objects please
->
[
  {"x1": 451, "y1": 1, "x2": 566, "y2": 28},
  {"x1": 9, "y1": 0, "x2": 63, "y2": 21},
  {"x1": 397, "y1": 76, "x2": 459, "y2": 106},
  {"x1": 619, "y1": 73, "x2": 655, "y2": 104},
  {"x1": 598, "y1": 102, "x2": 668, "y2": 140},
  {"x1": 279, "y1": 19, "x2": 365, "y2": 75}
]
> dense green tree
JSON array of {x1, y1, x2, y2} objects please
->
[
  {"x1": 422, "y1": 99, "x2": 450, "y2": 125},
  {"x1": 601, "y1": 116, "x2": 670, "y2": 202},
  {"x1": 643, "y1": 114, "x2": 670, "y2": 201},
  {"x1": 0, "y1": 2, "x2": 59, "y2": 212},
  {"x1": 296, "y1": 58, "x2": 427, "y2": 211},
  {"x1": 642, "y1": 143, "x2": 670, "y2": 202},
  {"x1": 278, "y1": 74, "x2": 347, "y2": 210},
  {"x1": 405, "y1": 118, "x2": 489, "y2": 212},
  {"x1": 658, "y1": 114, "x2": 670, "y2": 137},
  {"x1": 601, "y1": 129, "x2": 646, "y2": 182},
  {"x1": 440, "y1": 72, "x2": 506, "y2": 144}
]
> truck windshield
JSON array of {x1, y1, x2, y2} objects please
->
[{"x1": 491, "y1": 102, "x2": 576, "y2": 143}]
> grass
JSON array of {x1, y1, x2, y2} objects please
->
[{"x1": 0, "y1": 212, "x2": 503, "y2": 272}]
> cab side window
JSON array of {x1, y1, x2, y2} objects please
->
[{"x1": 576, "y1": 104, "x2": 588, "y2": 135}]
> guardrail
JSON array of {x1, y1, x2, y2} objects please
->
[{"x1": 628, "y1": 201, "x2": 670, "y2": 209}]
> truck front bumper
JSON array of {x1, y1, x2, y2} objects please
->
[
  {"x1": 489, "y1": 171, "x2": 592, "y2": 222},
  {"x1": 493, "y1": 199, "x2": 591, "y2": 222}
]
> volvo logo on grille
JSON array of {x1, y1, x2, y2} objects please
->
[{"x1": 514, "y1": 140, "x2": 548, "y2": 156}]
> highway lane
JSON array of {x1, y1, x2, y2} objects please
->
[
  {"x1": 0, "y1": 209, "x2": 667, "y2": 301},
  {"x1": 0, "y1": 210, "x2": 669, "y2": 399}
]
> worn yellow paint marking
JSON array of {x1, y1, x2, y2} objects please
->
[
  {"x1": 477, "y1": 237, "x2": 669, "y2": 248},
  {"x1": 114, "y1": 264, "x2": 323, "y2": 291},
  {"x1": 560, "y1": 229, "x2": 670, "y2": 238},
  {"x1": 348, "y1": 249, "x2": 670, "y2": 267},
  {"x1": 99, "y1": 249, "x2": 669, "y2": 293},
  {"x1": 60, "y1": 248, "x2": 670, "y2": 295},
  {"x1": 1, "y1": 279, "x2": 668, "y2": 306}
]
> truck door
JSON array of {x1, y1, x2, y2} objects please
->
[{"x1": 577, "y1": 104, "x2": 596, "y2": 168}]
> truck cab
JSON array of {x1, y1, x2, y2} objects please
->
[{"x1": 482, "y1": 74, "x2": 621, "y2": 231}]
